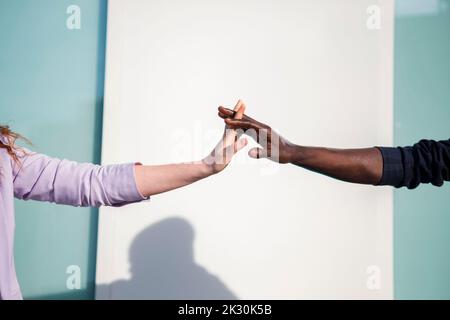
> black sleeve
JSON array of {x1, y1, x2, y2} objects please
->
[{"x1": 376, "y1": 139, "x2": 450, "y2": 189}]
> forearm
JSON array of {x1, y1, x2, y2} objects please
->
[
  {"x1": 134, "y1": 161, "x2": 214, "y2": 197},
  {"x1": 288, "y1": 145, "x2": 383, "y2": 185}
]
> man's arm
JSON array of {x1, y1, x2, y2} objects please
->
[
  {"x1": 287, "y1": 146, "x2": 383, "y2": 185},
  {"x1": 219, "y1": 106, "x2": 450, "y2": 189},
  {"x1": 269, "y1": 141, "x2": 450, "y2": 189}
]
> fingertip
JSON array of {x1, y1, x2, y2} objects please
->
[
  {"x1": 233, "y1": 99, "x2": 243, "y2": 111},
  {"x1": 219, "y1": 106, "x2": 235, "y2": 116},
  {"x1": 234, "y1": 104, "x2": 244, "y2": 119}
]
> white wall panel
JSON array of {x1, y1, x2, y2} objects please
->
[{"x1": 96, "y1": 0, "x2": 393, "y2": 299}]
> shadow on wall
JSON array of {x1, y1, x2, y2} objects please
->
[{"x1": 97, "y1": 217, "x2": 237, "y2": 300}]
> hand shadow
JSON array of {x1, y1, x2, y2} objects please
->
[{"x1": 97, "y1": 217, "x2": 237, "y2": 299}]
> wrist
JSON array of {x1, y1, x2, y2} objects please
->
[{"x1": 199, "y1": 158, "x2": 217, "y2": 177}]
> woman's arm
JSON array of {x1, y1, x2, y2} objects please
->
[
  {"x1": 134, "y1": 153, "x2": 238, "y2": 197},
  {"x1": 11, "y1": 101, "x2": 247, "y2": 207},
  {"x1": 134, "y1": 162, "x2": 211, "y2": 197},
  {"x1": 132, "y1": 100, "x2": 248, "y2": 197}
]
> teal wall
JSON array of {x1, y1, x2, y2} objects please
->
[
  {"x1": 394, "y1": 0, "x2": 450, "y2": 299},
  {"x1": 0, "y1": 0, "x2": 107, "y2": 299}
]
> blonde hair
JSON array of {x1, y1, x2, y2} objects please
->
[{"x1": 0, "y1": 125, "x2": 31, "y2": 164}]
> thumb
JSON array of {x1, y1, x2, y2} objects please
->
[
  {"x1": 220, "y1": 138, "x2": 248, "y2": 165},
  {"x1": 248, "y1": 147, "x2": 267, "y2": 159},
  {"x1": 234, "y1": 137, "x2": 248, "y2": 153}
]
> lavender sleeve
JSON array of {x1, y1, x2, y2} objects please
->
[{"x1": 12, "y1": 149, "x2": 148, "y2": 207}]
